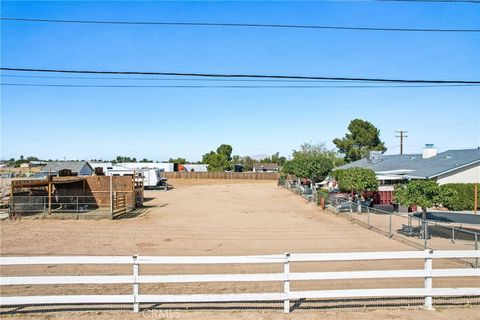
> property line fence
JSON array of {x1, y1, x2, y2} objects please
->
[
  {"x1": 0, "y1": 250, "x2": 479, "y2": 314},
  {"x1": 284, "y1": 180, "x2": 316, "y2": 202},
  {"x1": 327, "y1": 196, "x2": 480, "y2": 255},
  {"x1": 280, "y1": 181, "x2": 480, "y2": 254},
  {"x1": 164, "y1": 172, "x2": 280, "y2": 180}
]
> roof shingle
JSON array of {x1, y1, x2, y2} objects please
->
[{"x1": 337, "y1": 149, "x2": 480, "y2": 178}]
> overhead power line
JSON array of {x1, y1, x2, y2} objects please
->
[
  {"x1": 0, "y1": 74, "x2": 386, "y2": 83},
  {"x1": 2, "y1": 83, "x2": 478, "y2": 88},
  {"x1": 375, "y1": 0, "x2": 480, "y2": 3},
  {"x1": 2, "y1": 68, "x2": 479, "y2": 84},
  {"x1": 1, "y1": 17, "x2": 479, "y2": 33}
]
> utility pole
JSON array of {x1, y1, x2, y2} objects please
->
[{"x1": 395, "y1": 131, "x2": 408, "y2": 155}]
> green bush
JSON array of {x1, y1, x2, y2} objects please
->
[
  {"x1": 316, "y1": 189, "x2": 329, "y2": 205},
  {"x1": 335, "y1": 168, "x2": 378, "y2": 193},
  {"x1": 441, "y1": 183, "x2": 480, "y2": 211},
  {"x1": 278, "y1": 175, "x2": 287, "y2": 186}
]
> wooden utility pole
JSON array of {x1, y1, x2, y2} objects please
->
[{"x1": 395, "y1": 131, "x2": 408, "y2": 155}]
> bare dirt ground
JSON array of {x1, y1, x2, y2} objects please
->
[
  {"x1": 1, "y1": 181, "x2": 478, "y2": 319},
  {"x1": 0, "y1": 181, "x2": 411, "y2": 256}
]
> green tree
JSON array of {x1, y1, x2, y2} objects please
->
[
  {"x1": 334, "y1": 168, "x2": 378, "y2": 194},
  {"x1": 441, "y1": 183, "x2": 480, "y2": 211},
  {"x1": 282, "y1": 143, "x2": 335, "y2": 183},
  {"x1": 113, "y1": 156, "x2": 138, "y2": 163},
  {"x1": 288, "y1": 154, "x2": 334, "y2": 182},
  {"x1": 216, "y1": 144, "x2": 233, "y2": 161},
  {"x1": 236, "y1": 155, "x2": 256, "y2": 171},
  {"x1": 394, "y1": 180, "x2": 458, "y2": 220},
  {"x1": 202, "y1": 151, "x2": 230, "y2": 172},
  {"x1": 333, "y1": 119, "x2": 387, "y2": 162},
  {"x1": 260, "y1": 152, "x2": 286, "y2": 166},
  {"x1": 294, "y1": 142, "x2": 344, "y2": 167},
  {"x1": 168, "y1": 157, "x2": 187, "y2": 164}
]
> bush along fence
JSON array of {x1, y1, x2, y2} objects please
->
[
  {"x1": 1, "y1": 250, "x2": 479, "y2": 314},
  {"x1": 164, "y1": 172, "x2": 280, "y2": 180},
  {"x1": 326, "y1": 196, "x2": 480, "y2": 257},
  {"x1": 279, "y1": 178, "x2": 480, "y2": 255},
  {"x1": 441, "y1": 183, "x2": 480, "y2": 211}
]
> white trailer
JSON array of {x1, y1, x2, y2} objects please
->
[
  {"x1": 91, "y1": 164, "x2": 170, "y2": 189},
  {"x1": 120, "y1": 162, "x2": 174, "y2": 172}
]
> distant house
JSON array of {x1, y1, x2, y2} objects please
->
[
  {"x1": 253, "y1": 163, "x2": 280, "y2": 173},
  {"x1": 335, "y1": 145, "x2": 480, "y2": 206},
  {"x1": 337, "y1": 145, "x2": 480, "y2": 186},
  {"x1": 41, "y1": 161, "x2": 94, "y2": 177}
]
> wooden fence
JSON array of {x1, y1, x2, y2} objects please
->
[
  {"x1": 1, "y1": 250, "x2": 479, "y2": 313},
  {"x1": 164, "y1": 172, "x2": 280, "y2": 180}
]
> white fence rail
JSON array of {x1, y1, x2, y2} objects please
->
[{"x1": 1, "y1": 250, "x2": 479, "y2": 313}]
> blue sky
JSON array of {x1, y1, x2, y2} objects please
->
[{"x1": 1, "y1": 1, "x2": 479, "y2": 161}]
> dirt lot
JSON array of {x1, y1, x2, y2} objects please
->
[
  {"x1": 1, "y1": 181, "x2": 478, "y2": 319},
  {"x1": 0, "y1": 181, "x2": 411, "y2": 255}
]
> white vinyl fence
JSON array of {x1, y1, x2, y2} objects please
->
[{"x1": 1, "y1": 250, "x2": 479, "y2": 313}]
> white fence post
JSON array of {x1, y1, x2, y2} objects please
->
[
  {"x1": 133, "y1": 255, "x2": 139, "y2": 312},
  {"x1": 424, "y1": 249, "x2": 434, "y2": 310},
  {"x1": 283, "y1": 252, "x2": 290, "y2": 313}
]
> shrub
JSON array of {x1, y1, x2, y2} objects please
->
[
  {"x1": 441, "y1": 183, "x2": 480, "y2": 211},
  {"x1": 335, "y1": 168, "x2": 378, "y2": 193},
  {"x1": 278, "y1": 175, "x2": 287, "y2": 186},
  {"x1": 316, "y1": 189, "x2": 329, "y2": 206},
  {"x1": 395, "y1": 180, "x2": 459, "y2": 218}
]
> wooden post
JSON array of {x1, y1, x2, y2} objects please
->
[
  {"x1": 110, "y1": 175, "x2": 113, "y2": 215},
  {"x1": 47, "y1": 174, "x2": 52, "y2": 215}
]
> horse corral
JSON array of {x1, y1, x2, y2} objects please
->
[{"x1": 9, "y1": 176, "x2": 143, "y2": 219}]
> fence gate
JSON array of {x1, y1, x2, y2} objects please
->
[{"x1": 112, "y1": 192, "x2": 126, "y2": 218}]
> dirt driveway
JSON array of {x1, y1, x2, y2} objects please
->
[{"x1": 0, "y1": 181, "x2": 411, "y2": 256}]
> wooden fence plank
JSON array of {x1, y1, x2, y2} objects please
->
[{"x1": 163, "y1": 172, "x2": 280, "y2": 180}]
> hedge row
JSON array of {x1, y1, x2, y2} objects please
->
[{"x1": 441, "y1": 183, "x2": 480, "y2": 211}]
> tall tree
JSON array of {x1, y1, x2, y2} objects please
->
[
  {"x1": 216, "y1": 144, "x2": 233, "y2": 161},
  {"x1": 334, "y1": 168, "x2": 378, "y2": 194},
  {"x1": 282, "y1": 142, "x2": 336, "y2": 183},
  {"x1": 260, "y1": 152, "x2": 287, "y2": 166},
  {"x1": 202, "y1": 144, "x2": 233, "y2": 171},
  {"x1": 333, "y1": 119, "x2": 387, "y2": 162},
  {"x1": 202, "y1": 151, "x2": 230, "y2": 172}
]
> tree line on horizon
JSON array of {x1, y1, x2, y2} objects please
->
[{"x1": 5, "y1": 119, "x2": 386, "y2": 172}]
